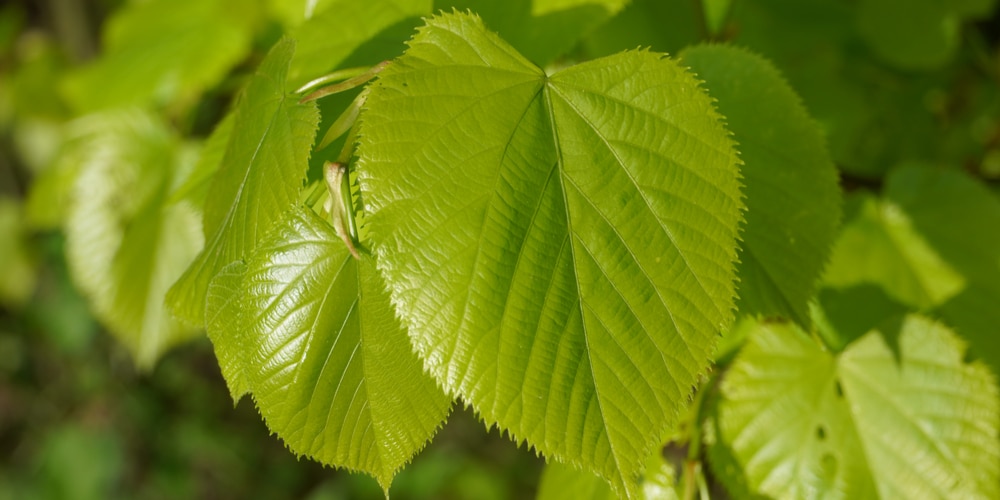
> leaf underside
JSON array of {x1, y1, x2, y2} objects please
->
[{"x1": 358, "y1": 12, "x2": 743, "y2": 497}]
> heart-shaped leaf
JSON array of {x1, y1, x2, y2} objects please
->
[{"x1": 358, "y1": 12, "x2": 742, "y2": 496}]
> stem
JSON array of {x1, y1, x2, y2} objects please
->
[
  {"x1": 683, "y1": 371, "x2": 719, "y2": 500},
  {"x1": 340, "y1": 159, "x2": 359, "y2": 243},
  {"x1": 295, "y1": 66, "x2": 373, "y2": 94},
  {"x1": 316, "y1": 87, "x2": 369, "y2": 150},
  {"x1": 299, "y1": 61, "x2": 390, "y2": 103}
]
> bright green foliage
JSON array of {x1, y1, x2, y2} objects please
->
[
  {"x1": 61, "y1": 110, "x2": 202, "y2": 369},
  {"x1": 205, "y1": 261, "x2": 250, "y2": 400},
  {"x1": 716, "y1": 315, "x2": 1000, "y2": 499},
  {"x1": 61, "y1": 0, "x2": 256, "y2": 111},
  {"x1": 167, "y1": 38, "x2": 320, "y2": 326},
  {"x1": 239, "y1": 208, "x2": 451, "y2": 492},
  {"x1": 168, "y1": 113, "x2": 234, "y2": 208},
  {"x1": 441, "y1": 0, "x2": 629, "y2": 66},
  {"x1": 681, "y1": 45, "x2": 841, "y2": 325},
  {"x1": 825, "y1": 165, "x2": 1000, "y2": 369},
  {"x1": 289, "y1": 0, "x2": 431, "y2": 88},
  {"x1": 358, "y1": 12, "x2": 742, "y2": 496},
  {"x1": 537, "y1": 453, "x2": 679, "y2": 500}
]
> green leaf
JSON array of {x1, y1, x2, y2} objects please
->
[
  {"x1": 537, "y1": 452, "x2": 680, "y2": 500},
  {"x1": 61, "y1": 0, "x2": 256, "y2": 111},
  {"x1": 205, "y1": 261, "x2": 250, "y2": 400},
  {"x1": 0, "y1": 197, "x2": 36, "y2": 308},
  {"x1": 823, "y1": 192, "x2": 965, "y2": 310},
  {"x1": 358, "y1": 12, "x2": 743, "y2": 496},
  {"x1": 439, "y1": 0, "x2": 630, "y2": 66},
  {"x1": 62, "y1": 110, "x2": 202, "y2": 369},
  {"x1": 681, "y1": 45, "x2": 841, "y2": 326},
  {"x1": 716, "y1": 315, "x2": 1000, "y2": 499},
  {"x1": 168, "y1": 113, "x2": 234, "y2": 207},
  {"x1": 167, "y1": 38, "x2": 320, "y2": 326},
  {"x1": 289, "y1": 0, "x2": 431, "y2": 88},
  {"x1": 824, "y1": 165, "x2": 1000, "y2": 370},
  {"x1": 242, "y1": 208, "x2": 451, "y2": 491},
  {"x1": 856, "y1": 0, "x2": 958, "y2": 70},
  {"x1": 578, "y1": 0, "x2": 701, "y2": 60}
]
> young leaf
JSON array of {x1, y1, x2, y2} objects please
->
[
  {"x1": 358, "y1": 12, "x2": 743, "y2": 497},
  {"x1": 62, "y1": 110, "x2": 202, "y2": 369},
  {"x1": 715, "y1": 315, "x2": 1000, "y2": 499},
  {"x1": 205, "y1": 261, "x2": 250, "y2": 401},
  {"x1": 61, "y1": 0, "x2": 255, "y2": 111},
  {"x1": 242, "y1": 208, "x2": 451, "y2": 491},
  {"x1": 681, "y1": 45, "x2": 841, "y2": 326},
  {"x1": 167, "y1": 38, "x2": 320, "y2": 326}
]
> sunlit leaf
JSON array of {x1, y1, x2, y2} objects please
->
[
  {"x1": 716, "y1": 315, "x2": 1000, "y2": 499},
  {"x1": 62, "y1": 110, "x2": 202, "y2": 369},
  {"x1": 358, "y1": 12, "x2": 742, "y2": 496},
  {"x1": 167, "y1": 38, "x2": 320, "y2": 326},
  {"x1": 537, "y1": 452, "x2": 680, "y2": 500},
  {"x1": 242, "y1": 208, "x2": 451, "y2": 491},
  {"x1": 61, "y1": 0, "x2": 256, "y2": 111},
  {"x1": 441, "y1": 0, "x2": 629, "y2": 66}
]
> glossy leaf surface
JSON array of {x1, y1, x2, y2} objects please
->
[
  {"x1": 241, "y1": 208, "x2": 451, "y2": 491},
  {"x1": 167, "y1": 38, "x2": 320, "y2": 326},
  {"x1": 358, "y1": 12, "x2": 742, "y2": 496}
]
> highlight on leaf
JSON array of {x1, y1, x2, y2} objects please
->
[{"x1": 358, "y1": 11, "x2": 743, "y2": 497}]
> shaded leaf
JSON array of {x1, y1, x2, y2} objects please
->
[
  {"x1": 716, "y1": 315, "x2": 1000, "y2": 499},
  {"x1": 681, "y1": 45, "x2": 841, "y2": 325},
  {"x1": 167, "y1": 38, "x2": 320, "y2": 326},
  {"x1": 205, "y1": 261, "x2": 250, "y2": 400},
  {"x1": 537, "y1": 452, "x2": 680, "y2": 500},
  {"x1": 242, "y1": 208, "x2": 451, "y2": 491},
  {"x1": 358, "y1": 12, "x2": 742, "y2": 497}
]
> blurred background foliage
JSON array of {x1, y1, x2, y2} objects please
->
[{"x1": 1, "y1": 0, "x2": 998, "y2": 498}]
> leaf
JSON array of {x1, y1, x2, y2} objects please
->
[
  {"x1": 358, "y1": 12, "x2": 743, "y2": 496},
  {"x1": 537, "y1": 453, "x2": 680, "y2": 500},
  {"x1": 856, "y1": 0, "x2": 958, "y2": 70},
  {"x1": 716, "y1": 315, "x2": 1000, "y2": 499},
  {"x1": 0, "y1": 197, "x2": 36, "y2": 308},
  {"x1": 167, "y1": 38, "x2": 320, "y2": 326},
  {"x1": 205, "y1": 261, "x2": 250, "y2": 400},
  {"x1": 440, "y1": 0, "x2": 630, "y2": 66},
  {"x1": 289, "y1": 0, "x2": 431, "y2": 88},
  {"x1": 823, "y1": 193, "x2": 965, "y2": 310},
  {"x1": 62, "y1": 110, "x2": 202, "y2": 369},
  {"x1": 681, "y1": 45, "x2": 841, "y2": 326},
  {"x1": 241, "y1": 208, "x2": 451, "y2": 491},
  {"x1": 168, "y1": 113, "x2": 234, "y2": 207},
  {"x1": 61, "y1": 0, "x2": 256, "y2": 111},
  {"x1": 577, "y1": 0, "x2": 701, "y2": 60}
]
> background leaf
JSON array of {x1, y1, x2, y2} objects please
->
[
  {"x1": 681, "y1": 45, "x2": 841, "y2": 325},
  {"x1": 241, "y1": 208, "x2": 451, "y2": 492},
  {"x1": 537, "y1": 453, "x2": 679, "y2": 500},
  {"x1": 61, "y1": 0, "x2": 257, "y2": 111},
  {"x1": 167, "y1": 38, "x2": 320, "y2": 326},
  {"x1": 358, "y1": 12, "x2": 742, "y2": 496},
  {"x1": 715, "y1": 315, "x2": 1000, "y2": 499},
  {"x1": 62, "y1": 110, "x2": 202, "y2": 369}
]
